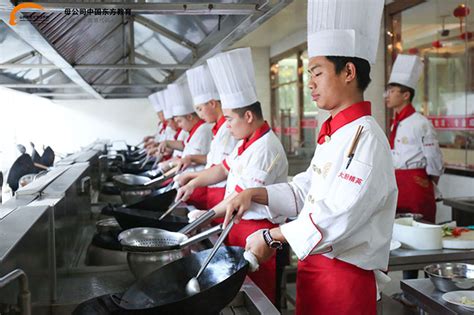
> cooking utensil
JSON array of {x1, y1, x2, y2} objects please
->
[
  {"x1": 185, "y1": 212, "x2": 236, "y2": 296},
  {"x1": 113, "y1": 246, "x2": 249, "y2": 314},
  {"x1": 425, "y1": 263, "x2": 474, "y2": 292},
  {"x1": 159, "y1": 198, "x2": 183, "y2": 221}
]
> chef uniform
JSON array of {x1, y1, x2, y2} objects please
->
[
  {"x1": 207, "y1": 48, "x2": 289, "y2": 302},
  {"x1": 186, "y1": 64, "x2": 238, "y2": 209},
  {"x1": 169, "y1": 82, "x2": 212, "y2": 209},
  {"x1": 155, "y1": 90, "x2": 179, "y2": 162},
  {"x1": 260, "y1": 1, "x2": 397, "y2": 314},
  {"x1": 148, "y1": 92, "x2": 167, "y2": 143},
  {"x1": 388, "y1": 54, "x2": 444, "y2": 223}
]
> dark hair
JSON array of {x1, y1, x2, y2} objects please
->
[
  {"x1": 325, "y1": 56, "x2": 372, "y2": 92},
  {"x1": 387, "y1": 83, "x2": 415, "y2": 102},
  {"x1": 231, "y1": 101, "x2": 263, "y2": 120}
]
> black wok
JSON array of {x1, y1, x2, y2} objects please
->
[
  {"x1": 6, "y1": 154, "x2": 37, "y2": 192},
  {"x1": 41, "y1": 146, "x2": 55, "y2": 166},
  {"x1": 114, "y1": 246, "x2": 248, "y2": 314},
  {"x1": 112, "y1": 207, "x2": 190, "y2": 232},
  {"x1": 103, "y1": 188, "x2": 177, "y2": 213},
  {"x1": 121, "y1": 161, "x2": 155, "y2": 175}
]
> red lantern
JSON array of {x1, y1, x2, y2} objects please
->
[
  {"x1": 459, "y1": 31, "x2": 473, "y2": 40},
  {"x1": 453, "y1": 4, "x2": 470, "y2": 32},
  {"x1": 432, "y1": 40, "x2": 443, "y2": 48},
  {"x1": 408, "y1": 48, "x2": 419, "y2": 55}
]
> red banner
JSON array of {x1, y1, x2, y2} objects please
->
[
  {"x1": 283, "y1": 127, "x2": 299, "y2": 135},
  {"x1": 428, "y1": 115, "x2": 474, "y2": 130},
  {"x1": 301, "y1": 118, "x2": 318, "y2": 129}
]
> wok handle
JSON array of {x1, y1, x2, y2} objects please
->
[
  {"x1": 158, "y1": 198, "x2": 182, "y2": 221},
  {"x1": 195, "y1": 212, "x2": 236, "y2": 280},
  {"x1": 179, "y1": 224, "x2": 223, "y2": 248},
  {"x1": 109, "y1": 293, "x2": 129, "y2": 308},
  {"x1": 178, "y1": 210, "x2": 215, "y2": 235}
]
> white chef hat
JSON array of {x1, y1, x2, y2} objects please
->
[
  {"x1": 148, "y1": 91, "x2": 162, "y2": 112},
  {"x1": 207, "y1": 47, "x2": 257, "y2": 109},
  {"x1": 169, "y1": 82, "x2": 195, "y2": 116},
  {"x1": 307, "y1": 0, "x2": 384, "y2": 64},
  {"x1": 388, "y1": 54, "x2": 423, "y2": 90},
  {"x1": 159, "y1": 89, "x2": 173, "y2": 120},
  {"x1": 186, "y1": 64, "x2": 220, "y2": 106}
]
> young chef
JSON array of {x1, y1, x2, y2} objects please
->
[
  {"x1": 175, "y1": 47, "x2": 288, "y2": 302},
  {"x1": 143, "y1": 91, "x2": 167, "y2": 149},
  {"x1": 222, "y1": 1, "x2": 398, "y2": 314},
  {"x1": 157, "y1": 82, "x2": 213, "y2": 209},
  {"x1": 176, "y1": 64, "x2": 238, "y2": 209},
  {"x1": 385, "y1": 54, "x2": 444, "y2": 223}
]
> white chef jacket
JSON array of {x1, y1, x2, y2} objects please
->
[
  {"x1": 391, "y1": 112, "x2": 443, "y2": 176},
  {"x1": 172, "y1": 130, "x2": 189, "y2": 158},
  {"x1": 154, "y1": 121, "x2": 166, "y2": 142},
  {"x1": 266, "y1": 116, "x2": 398, "y2": 271},
  {"x1": 162, "y1": 125, "x2": 177, "y2": 142},
  {"x1": 181, "y1": 121, "x2": 213, "y2": 173},
  {"x1": 223, "y1": 127, "x2": 288, "y2": 224},
  {"x1": 206, "y1": 118, "x2": 238, "y2": 188}
]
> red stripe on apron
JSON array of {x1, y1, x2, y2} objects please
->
[
  {"x1": 296, "y1": 255, "x2": 376, "y2": 315},
  {"x1": 186, "y1": 186, "x2": 208, "y2": 210},
  {"x1": 226, "y1": 219, "x2": 278, "y2": 303},
  {"x1": 395, "y1": 168, "x2": 436, "y2": 223}
]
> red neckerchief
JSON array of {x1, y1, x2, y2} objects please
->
[
  {"x1": 389, "y1": 104, "x2": 416, "y2": 149},
  {"x1": 212, "y1": 116, "x2": 226, "y2": 136},
  {"x1": 186, "y1": 119, "x2": 205, "y2": 143},
  {"x1": 237, "y1": 121, "x2": 271, "y2": 156},
  {"x1": 317, "y1": 101, "x2": 372, "y2": 145},
  {"x1": 173, "y1": 128, "x2": 182, "y2": 140},
  {"x1": 159, "y1": 121, "x2": 168, "y2": 134}
]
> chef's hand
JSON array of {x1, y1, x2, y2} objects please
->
[
  {"x1": 176, "y1": 182, "x2": 195, "y2": 202},
  {"x1": 187, "y1": 209, "x2": 207, "y2": 223},
  {"x1": 176, "y1": 156, "x2": 192, "y2": 171},
  {"x1": 158, "y1": 141, "x2": 168, "y2": 154},
  {"x1": 143, "y1": 135, "x2": 154, "y2": 142},
  {"x1": 223, "y1": 189, "x2": 253, "y2": 227},
  {"x1": 245, "y1": 229, "x2": 275, "y2": 264},
  {"x1": 147, "y1": 146, "x2": 158, "y2": 156},
  {"x1": 176, "y1": 172, "x2": 197, "y2": 186}
]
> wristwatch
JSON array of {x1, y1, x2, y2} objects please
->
[{"x1": 262, "y1": 229, "x2": 283, "y2": 250}]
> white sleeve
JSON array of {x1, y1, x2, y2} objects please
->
[
  {"x1": 280, "y1": 132, "x2": 398, "y2": 260},
  {"x1": 421, "y1": 121, "x2": 444, "y2": 176},
  {"x1": 266, "y1": 166, "x2": 312, "y2": 218}
]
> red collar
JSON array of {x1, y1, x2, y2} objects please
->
[
  {"x1": 159, "y1": 121, "x2": 168, "y2": 134},
  {"x1": 238, "y1": 121, "x2": 271, "y2": 155},
  {"x1": 212, "y1": 116, "x2": 226, "y2": 136},
  {"x1": 393, "y1": 104, "x2": 416, "y2": 125},
  {"x1": 317, "y1": 101, "x2": 371, "y2": 145},
  {"x1": 173, "y1": 128, "x2": 182, "y2": 140},
  {"x1": 187, "y1": 119, "x2": 205, "y2": 143}
]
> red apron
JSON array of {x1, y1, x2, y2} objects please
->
[
  {"x1": 226, "y1": 219, "x2": 278, "y2": 303},
  {"x1": 207, "y1": 187, "x2": 226, "y2": 224},
  {"x1": 296, "y1": 255, "x2": 376, "y2": 315},
  {"x1": 186, "y1": 186, "x2": 208, "y2": 210},
  {"x1": 395, "y1": 169, "x2": 436, "y2": 223}
]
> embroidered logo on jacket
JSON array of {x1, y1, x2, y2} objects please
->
[{"x1": 338, "y1": 172, "x2": 363, "y2": 185}]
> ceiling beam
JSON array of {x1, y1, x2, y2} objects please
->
[
  {"x1": 0, "y1": 63, "x2": 189, "y2": 70},
  {"x1": 0, "y1": 2, "x2": 102, "y2": 99},
  {"x1": 18, "y1": 2, "x2": 260, "y2": 15},
  {"x1": 135, "y1": 15, "x2": 196, "y2": 53}
]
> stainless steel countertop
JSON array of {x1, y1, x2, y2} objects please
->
[
  {"x1": 401, "y1": 278, "x2": 473, "y2": 315},
  {"x1": 389, "y1": 248, "x2": 474, "y2": 271}
]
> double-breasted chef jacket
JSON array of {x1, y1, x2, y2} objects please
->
[
  {"x1": 221, "y1": 121, "x2": 288, "y2": 303},
  {"x1": 389, "y1": 104, "x2": 443, "y2": 222},
  {"x1": 205, "y1": 116, "x2": 238, "y2": 209},
  {"x1": 264, "y1": 102, "x2": 398, "y2": 314}
]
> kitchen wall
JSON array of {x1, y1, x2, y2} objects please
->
[
  {"x1": 0, "y1": 87, "x2": 156, "y2": 173},
  {"x1": 437, "y1": 174, "x2": 474, "y2": 223}
]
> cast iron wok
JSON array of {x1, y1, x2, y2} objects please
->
[{"x1": 111, "y1": 246, "x2": 248, "y2": 315}]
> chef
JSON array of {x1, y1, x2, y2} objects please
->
[
  {"x1": 143, "y1": 91, "x2": 167, "y2": 149},
  {"x1": 222, "y1": 1, "x2": 397, "y2": 314},
  {"x1": 157, "y1": 82, "x2": 213, "y2": 209},
  {"x1": 176, "y1": 64, "x2": 238, "y2": 210},
  {"x1": 175, "y1": 47, "x2": 288, "y2": 303},
  {"x1": 385, "y1": 54, "x2": 444, "y2": 223}
]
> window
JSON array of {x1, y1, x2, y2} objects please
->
[{"x1": 386, "y1": 0, "x2": 474, "y2": 171}]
